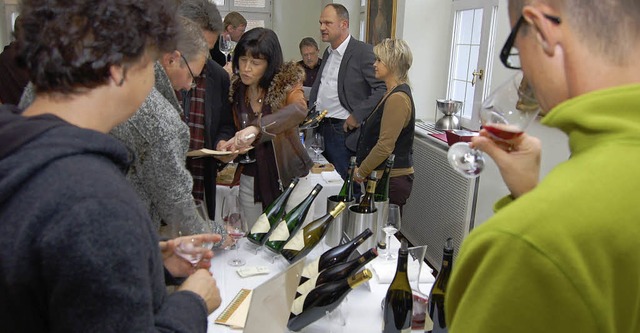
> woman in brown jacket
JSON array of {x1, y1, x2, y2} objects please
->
[{"x1": 221, "y1": 27, "x2": 313, "y2": 228}]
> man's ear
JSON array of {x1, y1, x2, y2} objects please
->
[
  {"x1": 109, "y1": 64, "x2": 127, "y2": 87},
  {"x1": 161, "y1": 50, "x2": 180, "y2": 68},
  {"x1": 523, "y1": 5, "x2": 561, "y2": 56}
]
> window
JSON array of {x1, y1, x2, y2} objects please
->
[
  {"x1": 447, "y1": 0, "x2": 499, "y2": 130},
  {"x1": 216, "y1": 0, "x2": 272, "y2": 29}
]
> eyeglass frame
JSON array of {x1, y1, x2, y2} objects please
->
[
  {"x1": 180, "y1": 53, "x2": 198, "y2": 90},
  {"x1": 499, "y1": 14, "x2": 562, "y2": 70}
]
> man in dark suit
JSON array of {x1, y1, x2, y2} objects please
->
[
  {"x1": 309, "y1": 3, "x2": 386, "y2": 184},
  {"x1": 178, "y1": 0, "x2": 236, "y2": 219}
]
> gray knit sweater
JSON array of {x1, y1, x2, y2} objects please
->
[{"x1": 20, "y1": 64, "x2": 225, "y2": 240}]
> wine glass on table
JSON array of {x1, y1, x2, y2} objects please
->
[
  {"x1": 382, "y1": 204, "x2": 401, "y2": 260},
  {"x1": 219, "y1": 34, "x2": 233, "y2": 64},
  {"x1": 447, "y1": 72, "x2": 540, "y2": 178},
  {"x1": 310, "y1": 132, "x2": 325, "y2": 163},
  {"x1": 222, "y1": 194, "x2": 248, "y2": 266},
  {"x1": 238, "y1": 112, "x2": 256, "y2": 164}
]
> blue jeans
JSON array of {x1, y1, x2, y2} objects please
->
[{"x1": 319, "y1": 120, "x2": 362, "y2": 199}]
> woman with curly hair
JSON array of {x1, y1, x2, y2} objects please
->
[
  {"x1": 0, "y1": 0, "x2": 220, "y2": 331},
  {"x1": 220, "y1": 27, "x2": 314, "y2": 229}
]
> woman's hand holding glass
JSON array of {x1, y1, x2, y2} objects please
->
[{"x1": 219, "y1": 125, "x2": 259, "y2": 153}]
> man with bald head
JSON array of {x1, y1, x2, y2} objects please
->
[
  {"x1": 309, "y1": 3, "x2": 385, "y2": 189},
  {"x1": 446, "y1": 0, "x2": 640, "y2": 332}
]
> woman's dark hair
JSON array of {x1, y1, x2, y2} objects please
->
[
  {"x1": 231, "y1": 27, "x2": 283, "y2": 90},
  {"x1": 18, "y1": 0, "x2": 179, "y2": 94}
]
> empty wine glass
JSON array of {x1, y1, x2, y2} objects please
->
[
  {"x1": 382, "y1": 204, "x2": 401, "y2": 260},
  {"x1": 219, "y1": 34, "x2": 233, "y2": 64},
  {"x1": 222, "y1": 194, "x2": 248, "y2": 266},
  {"x1": 173, "y1": 215, "x2": 215, "y2": 268},
  {"x1": 447, "y1": 72, "x2": 540, "y2": 178},
  {"x1": 238, "y1": 112, "x2": 256, "y2": 164},
  {"x1": 310, "y1": 132, "x2": 325, "y2": 162}
]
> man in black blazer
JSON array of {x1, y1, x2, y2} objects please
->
[
  {"x1": 178, "y1": 0, "x2": 236, "y2": 219},
  {"x1": 309, "y1": 3, "x2": 386, "y2": 183}
]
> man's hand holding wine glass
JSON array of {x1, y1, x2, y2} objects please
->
[
  {"x1": 160, "y1": 233, "x2": 222, "y2": 276},
  {"x1": 471, "y1": 131, "x2": 541, "y2": 198}
]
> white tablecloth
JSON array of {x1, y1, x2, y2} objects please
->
[{"x1": 206, "y1": 236, "x2": 433, "y2": 333}]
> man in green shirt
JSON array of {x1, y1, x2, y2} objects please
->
[{"x1": 446, "y1": 1, "x2": 640, "y2": 332}]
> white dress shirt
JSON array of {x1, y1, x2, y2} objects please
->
[{"x1": 316, "y1": 35, "x2": 351, "y2": 120}]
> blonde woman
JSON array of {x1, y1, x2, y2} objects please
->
[{"x1": 353, "y1": 38, "x2": 415, "y2": 210}]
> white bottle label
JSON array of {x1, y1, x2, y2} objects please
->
[
  {"x1": 250, "y1": 213, "x2": 270, "y2": 234},
  {"x1": 290, "y1": 292, "x2": 308, "y2": 316},
  {"x1": 296, "y1": 275, "x2": 318, "y2": 296},
  {"x1": 283, "y1": 230, "x2": 304, "y2": 251},
  {"x1": 301, "y1": 258, "x2": 320, "y2": 279},
  {"x1": 268, "y1": 220, "x2": 290, "y2": 242}
]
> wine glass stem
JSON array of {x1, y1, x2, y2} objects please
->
[
  {"x1": 235, "y1": 239, "x2": 241, "y2": 261},
  {"x1": 385, "y1": 234, "x2": 392, "y2": 259}
]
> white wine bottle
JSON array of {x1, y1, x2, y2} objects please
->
[
  {"x1": 426, "y1": 238, "x2": 453, "y2": 333},
  {"x1": 382, "y1": 239, "x2": 413, "y2": 333},
  {"x1": 299, "y1": 228, "x2": 373, "y2": 284},
  {"x1": 264, "y1": 184, "x2": 323, "y2": 253},
  {"x1": 288, "y1": 269, "x2": 372, "y2": 332},
  {"x1": 296, "y1": 247, "x2": 377, "y2": 297},
  {"x1": 281, "y1": 202, "x2": 347, "y2": 263},
  {"x1": 247, "y1": 178, "x2": 299, "y2": 245}
]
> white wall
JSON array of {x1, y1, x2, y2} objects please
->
[
  {"x1": 397, "y1": 0, "x2": 453, "y2": 122},
  {"x1": 272, "y1": 0, "x2": 324, "y2": 62},
  {"x1": 273, "y1": 0, "x2": 364, "y2": 64}
]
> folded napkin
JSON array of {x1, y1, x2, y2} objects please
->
[
  {"x1": 321, "y1": 171, "x2": 343, "y2": 183},
  {"x1": 370, "y1": 259, "x2": 435, "y2": 284}
]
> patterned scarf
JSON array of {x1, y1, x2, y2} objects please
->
[{"x1": 177, "y1": 72, "x2": 207, "y2": 202}]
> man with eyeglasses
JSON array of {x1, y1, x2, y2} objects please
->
[
  {"x1": 446, "y1": 1, "x2": 640, "y2": 332},
  {"x1": 19, "y1": 17, "x2": 225, "y2": 238}
]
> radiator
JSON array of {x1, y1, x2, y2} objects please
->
[{"x1": 402, "y1": 132, "x2": 479, "y2": 270}]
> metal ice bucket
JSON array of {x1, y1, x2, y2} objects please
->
[
  {"x1": 325, "y1": 195, "x2": 354, "y2": 247},
  {"x1": 347, "y1": 205, "x2": 379, "y2": 254}
]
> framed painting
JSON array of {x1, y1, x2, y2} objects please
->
[{"x1": 366, "y1": 0, "x2": 397, "y2": 45}]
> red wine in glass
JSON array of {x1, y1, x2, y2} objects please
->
[
  {"x1": 483, "y1": 123, "x2": 524, "y2": 141},
  {"x1": 447, "y1": 72, "x2": 540, "y2": 178}
]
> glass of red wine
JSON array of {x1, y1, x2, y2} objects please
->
[
  {"x1": 447, "y1": 72, "x2": 540, "y2": 178},
  {"x1": 222, "y1": 194, "x2": 248, "y2": 266}
]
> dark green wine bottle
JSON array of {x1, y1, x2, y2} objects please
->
[
  {"x1": 299, "y1": 228, "x2": 373, "y2": 284},
  {"x1": 296, "y1": 247, "x2": 377, "y2": 297},
  {"x1": 264, "y1": 184, "x2": 323, "y2": 253},
  {"x1": 288, "y1": 269, "x2": 372, "y2": 332},
  {"x1": 426, "y1": 238, "x2": 454, "y2": 333},
  {"x1": 337, "y1": 156, "x2": 357, "y2": 202},
  {"x1": 382, "y1": 239, "x2": 413, "y2": 333},
  {"x1": 375, "y1": 154, "x2": 395, "y2": 202},
  {"x1": 247, "y1": 178, "x2": 299, "y2": 245},
  {"x1": 355, "y1": 171, "x2": 377, "y2": 213},
  {"x1": 281, "y1": 202, "x2": 347, "y2": 263}
]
